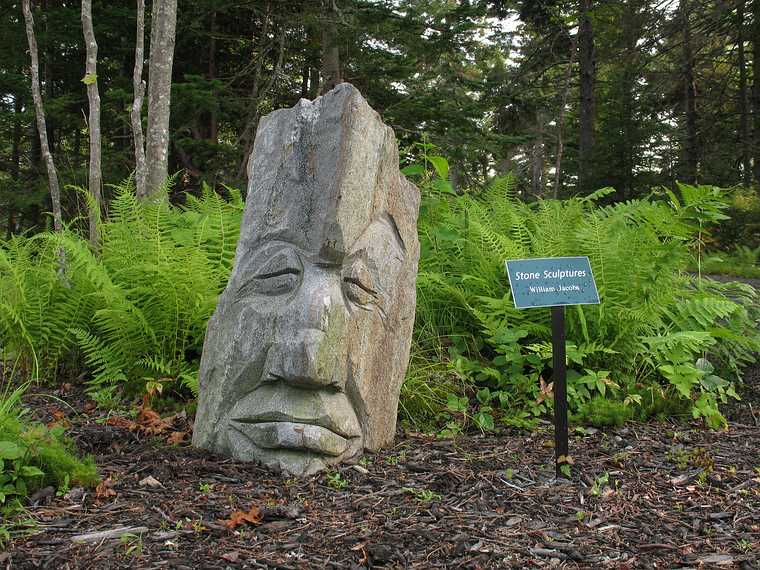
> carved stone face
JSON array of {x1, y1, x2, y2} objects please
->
[{"x1": 192, "y1": 84, "x2": 420, "y2": 476}]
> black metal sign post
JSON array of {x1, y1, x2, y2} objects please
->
[
  {"x1": 551, "y1": 306, "x2": 569, "y2": 478},
  {"x1": 505, "y1": 257, "x2": 600, "y2": 480}
]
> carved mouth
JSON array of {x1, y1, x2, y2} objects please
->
[
  {"x1": 231, "y1": 420, "x2": 351, "y2": 456},
  {"x1": 226, "y1": 382, "x2": 362, "y2": 458},
  {"x1": 233, "y1": 410, "x2": 356, "y2": 439}
]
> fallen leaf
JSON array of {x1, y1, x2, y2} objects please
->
[
  {"x1": 96, "y1": 476, "x2": 117, "y2": 499},
  {"x1": 167, "y1": 431, "x2": 186, "y2": 445},
  {"x1": 536, "y1": 377, "x2": 554, "y2": 405},
  {"x1": 138, "y1": 475, "x2": 163, "y2": 488},
  {"x1": 137, "y1": 404, "x2": 172, "y2": 435},
  {"x1": 221, "y1": 551, "x2": 240, "y2": 563},
  {"x1": 222, "y1": 505, "x2": 262, "y2": 530},
  {"x1": 45, "y1": 407, "x2": 72, "y2": 429},
  {"x1": 106, "y1": 416, "x2": 138, "y2": 430}
]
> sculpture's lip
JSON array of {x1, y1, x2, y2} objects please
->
[
  {"x1": 231, "y1": 412, "x2": 359, "y2": 440},
  {"x1": 230, "y1": 420, "x2": 352, "y2": 457}
]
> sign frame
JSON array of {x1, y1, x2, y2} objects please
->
[
  {"x1": 505, "y1": 256, "x2": 600, "y2": 478},
  {"x1": 505, "y1": 256, "x2": 600, "y2": 309}
]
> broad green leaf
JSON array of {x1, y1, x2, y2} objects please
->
[
  {"x1": 0, "y1": 441, "x2": 23, "y2": 460},
  {"x1": 401, "y1": 164, "x2": 425, "y2": 176},
  {"x1": 431, "y1": 179, "x2": 455, "y2": 195},
  {"x1": 426, "y1": 156, "x2": 449, "y2": 180},
  {"x1": 20, "y1": 465, "x2": 45, "y2": 478}
]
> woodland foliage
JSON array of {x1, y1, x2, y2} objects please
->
[
  {"x1": 404, "y1": 156, "x2": 760, "y2": 432},
  {"x1": 2, "y1": 169, "x2": 758, "y2": 434},
  {"x1": 0, "y1": 178, "x2": 242, "y2": 403}
]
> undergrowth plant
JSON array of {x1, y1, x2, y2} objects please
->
[
  {"x1": 0, "y1": 178, "x2": 243, "y2": 399},
  {"x1": 0, "y1": 381, "x2": 98, "y2": 519},
  {"x1": 406, "y1": 156, "x2": 760, "y2": 431},
  {"x1": 2, "y1": 167, "x2": 757, "y2": 431}
]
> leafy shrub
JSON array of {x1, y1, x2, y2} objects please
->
[
  {"x1": 408, "y1": 158, "x2": 760, "y2": 430},
  {"x1": 0, "y1": 383, "x2": 98, "y2": 512},
  {"x1": 0, "y1": 179, "x2": 242, "y2": 398},
  {"x1": 572, "y1": 397, "x2": 634, "y2": 428},
  {"x1": 712, "y1": 186, "x2": 760, "y2": 251},
  {"x1": 700, "y1": 246, "x2": 760, "y2": 278},
  {"x1": 2, "y1": 169, "x2": 757, "y2": 433}
]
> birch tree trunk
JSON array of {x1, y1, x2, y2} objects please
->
[
  {"x1": 22, "y1": 0, "x2": 62, "y2": 232},
  {"x1": 132, "y1": 0, "x2": 148, "y2": 198},
  {"x1": 81, "y1": 0, "x2": 102, "y2": 248},
  {"x1": 142, "y1": 0, "x2": 178, "y2": 200}
]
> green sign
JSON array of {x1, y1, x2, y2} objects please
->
[{"x1": 505, "y1": 256, "x2": 600, "y2": 309}]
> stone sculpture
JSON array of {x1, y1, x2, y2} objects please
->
[{"x1": 192, "y1": 83, "x2": 420, "y2": 476}]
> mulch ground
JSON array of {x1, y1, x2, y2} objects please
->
[
  {"x1": 2, "y1": 382, "x2": 760, "y2": 570},
  {"x1": 3, "y1": 273, "x2": 760, "y2": 569}
]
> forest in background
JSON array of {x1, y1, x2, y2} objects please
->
[{"x1": 0, "y1": 0, "x2": 757, "y2": 238}]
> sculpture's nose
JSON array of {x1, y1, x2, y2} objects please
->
[{"x1": 265, "y1": 270, "x2": 349, "y2": 390}]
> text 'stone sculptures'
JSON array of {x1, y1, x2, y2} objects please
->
[{"x1": 192, "y1": 84, "x2": 420, "y2": 476}]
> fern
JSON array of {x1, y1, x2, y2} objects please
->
[
  {"x1": 0, "y1": 178, "x2": 239, "y2": 391},
  {"x1": 413, "y1": 172, "x2": 758, "y2": 425}
]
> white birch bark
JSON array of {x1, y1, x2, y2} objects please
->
[
  {"x1": 142, "y1": 0, "x2": 177, "y2": 200},
  {"x1": 132, "y1": 0, "x2": 148, "y2": 199},
  {"x1": 81, "y1": 0, "x2": 102, "y2": 247},
  {"x1": 22, "y1": 0, "x2": 62, "y2": 232}
]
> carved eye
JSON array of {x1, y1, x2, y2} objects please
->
[
  {"x1": 238, "y1": 249, "x2": 302, "y2": 297},
  {"x1": 343, "y1": 262, "x2": 378, "y2": 307}
]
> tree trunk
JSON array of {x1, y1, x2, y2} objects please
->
[
  {"x1": 681, "y1": 0, "x2": 698, "y2": 184},
  {"x1": 577, "y1": 0, "x2": 596, "y2": 193},
  {"x1": 301, "y1": 64, "x2": 310, "y2": 98},
  {"x1": 739, "y1": 0, "x2": 751, "y2": 186},
  {"x1": 82, "y1": 0, "x2": 102, "y2": 248},
  {"x1": 235, "y1": 5, "x2": 286, "y2": 181},
  {"x1": 620, "y1": 0, "x2": 639, "y2": 199},
  {"x1": 8, "y1": 95, "x2": 22, "y2": 239},
  {"x1": 207, "y1": 10, "x2": 218, "y2": 143},
  {"x1": 42, "y1": 0, "x2": 55, "y2": 156},
  {"x1": 142, "y1": 0, "x2": 178, "y2": 200},
  {"x1": 553, "y1": 35, "x2": 578, "y2": 198},
  {"x1": 753, "y1": 0, "x2": 760, "y2": 183},
  {"x1": 22, "y1": 0, "x2": 62, "y2": 233},
  {"x1": 319, "y1": 1, "x2": 341, "y2": 94},
  {"x1": 11, "y1": 95, "x2": 21, "y2": 182},
  {"x1": 132, "y1": 0, "x2": 148, "y2": 198},
  {"x1": 531, "y1": 111, "x2": 545, "y2": 198}
]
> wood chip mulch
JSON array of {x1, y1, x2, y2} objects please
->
[{"x1": 3, "y1": 384, "x2": 760, "y2": 570}]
